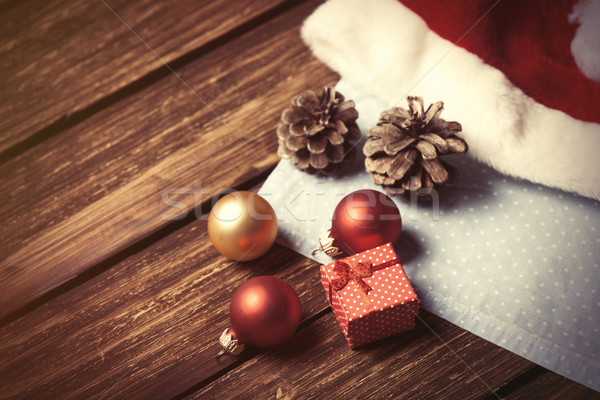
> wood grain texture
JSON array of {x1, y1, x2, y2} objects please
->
[
  {"x1": 190, "y1": 311, "x2": 534, "y2": 399},
  {"x1": 0, "y1": 216, "x2": 327, "y2": 399},
  {"x1": 505, "y1": 372, "x2": 600, "y2": 400},
  {"x1": 0, "y1": 190, "x2": 534, "y2": 400},
  {"x1": 0, "y1": 0, "x2": 336, "y2": 319},
  {"x1": 0, "y1": 0, "x2": 293, "y2": 154}
]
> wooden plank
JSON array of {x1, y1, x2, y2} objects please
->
[
  {"x1": 0, "y1": 216, "x2": 329, "y2": 399},
  {"x1": 189, "y1": 313, "x2": 535, "y2": 399},
  {"x1": 0, "y1": 0, "x2": 335, "y2": 319},
  {"x1": 0, "y1": 0, "x2": 294, "y2": 155},
  {"x1": 504, "y1": 371, "x2": 600, "y2": 400}
]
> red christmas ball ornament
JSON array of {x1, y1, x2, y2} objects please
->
[
  {"x1": 316, "y1": 189, "x2": 402, "y2": 256},
  {"x1": 217, "y1": 276, "x2": 301, "y2": 356}
]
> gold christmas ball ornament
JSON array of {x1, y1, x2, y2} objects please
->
[{"x1": 208, "y1": 191, "x2": 278, "y2": 261}]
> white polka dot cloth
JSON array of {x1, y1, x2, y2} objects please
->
[
  {"x1": 259, "y1": 79, "x2": 600, "y2": 391},
  {"x1": 320, "y1": 243, "x2": 420, "y2": 348}
]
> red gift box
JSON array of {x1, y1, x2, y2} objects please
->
[{"x1": 320, "y1": 242, "x2": 420, "y2": 349}]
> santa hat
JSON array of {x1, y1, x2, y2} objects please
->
[{"x1": 301, "y1": 0, "x2": 600, "y2": 200}]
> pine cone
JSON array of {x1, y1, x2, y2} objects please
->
[
  {"x1": 364, "y1": 97, "x2": 468, "y2": 201},
  {"x1": 277, "y1": 86, "x2": 361, "y2": 174}
]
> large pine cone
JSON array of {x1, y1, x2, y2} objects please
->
[
  {"x1": 364, "y1": 97, "x2": 468, "y2": 200},
  {"x1": 277, "y1": 86, "x2": 361, "y2": 174}
]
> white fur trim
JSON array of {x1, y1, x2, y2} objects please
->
[
  {"x1": 569, "y1": 0, "x2": 600, "y2": 84},
  {"x1": 302, "y1": 0, "x2": 600, "y2": 200}
]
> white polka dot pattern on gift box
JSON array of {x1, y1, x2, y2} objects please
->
[
  {"x1": 320, "y1": 243, "x2": 420, "y2": 349},
  {"x1": 259, "y1": 79, "x2": 600, "y2": 390}
]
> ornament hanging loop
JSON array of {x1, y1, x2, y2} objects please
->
[{"x1": 311, "y1": 247, "x2": 323, "y2": 256}]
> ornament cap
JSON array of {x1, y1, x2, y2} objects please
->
[
  {"x1": 316, "y1": 229, "x2": 343, "y2": 257},
  {"x1": 216, "y1": 328, "x2": 245, "y2": 357}
]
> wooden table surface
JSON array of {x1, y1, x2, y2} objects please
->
[{"x1": 1, "y1": 1, "x2": 598, "y2": 399}]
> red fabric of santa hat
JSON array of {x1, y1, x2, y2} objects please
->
[
  {"x1": 301, "y1": 0, "x2": 600, "y2": 200},
  {"x1": 402, "y1": 0, "x2": 600, "y2": 124}
]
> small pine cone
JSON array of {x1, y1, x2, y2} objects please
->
[
  {"x1": 364, "y1": 97, "x2": 468, "y2": 201},
  {"x1": 277, "y1": 86, "x2": 361, "y2": 174}
]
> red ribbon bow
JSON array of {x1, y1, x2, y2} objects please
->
[{"x1": 331, "y1": 259, "x2": 373, "y2": 294}]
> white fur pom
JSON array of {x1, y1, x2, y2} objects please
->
[{"x1": 569, "y1": 0, "x2": 600, "y2": 83}]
